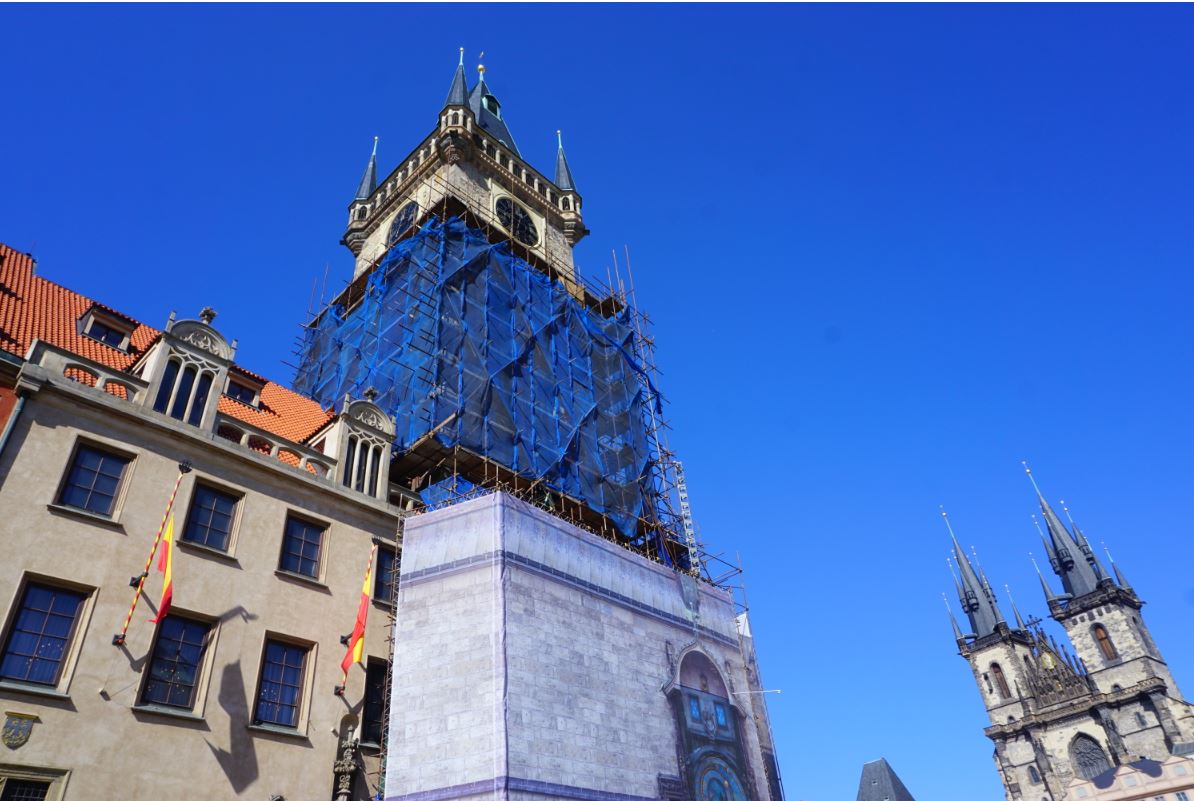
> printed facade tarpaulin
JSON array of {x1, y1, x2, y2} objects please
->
[{"x1": 294, "y1": 216, "x2": 666, "y2": 551}]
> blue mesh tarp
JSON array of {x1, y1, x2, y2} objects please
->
[{"x1": 293, "y1": 216, "x2": 663, "y2": 545}]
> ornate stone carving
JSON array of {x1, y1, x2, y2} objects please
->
[
  {"x1": 171, "y1": 320, "x2": 231, "y2": 360},
  {"x1": 346, "y1": 399, "x2": 396, "y2": 437},
  {"x1": 332, "y1": 736, "x2": 358, "y2": 801}
]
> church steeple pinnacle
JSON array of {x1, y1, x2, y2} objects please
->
[
  {"x1": 355, "y1": 136, "x2": 379, "y2": 200},
  {"x1": 469, "y1": 59, "x2": 520, "y2": 155},
  {"x1": 555, "y1": 130, "x2": 577, "y2": 192},
  {"x1": 1022, "y1": 462, "x2": 1105, "y2": 598},
  {"x1": 943, "y1": 508, "x2": 1005, "y2": 638},
  {"x1": 444, "y1": 48, "x2": 468, "y2": 108}
]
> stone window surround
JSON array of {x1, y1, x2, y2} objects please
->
[
  {"x1": 248, "y1": 631, "x2": 317, "y2": 738},
  {"x1": 51, "y1": 435, "x2": 139, "y2": 524},
  {"x1": 133, "y1": 607, "x2": 222, "y2": 719},
  {"x1": 178, "y1": 474, "x2": 245, "y2": 557},
  {"x1": 0, "y1": 766, "x2": 71, "y2": 801},
  {"x1": 276, "y1": 511, "x2": 332, "y2": 585},
  {"x1": 0, "y1": 572, "x2": 98, "y2": 699}
]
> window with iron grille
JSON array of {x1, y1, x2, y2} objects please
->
[
  {"x1": 279, "y1": 516, "x2": 324, "y2": 579},
  {"x1": 0, "y1": 583, "x2": 87, "y2": 686},
  {"x1": 253, "y1": 639, "x2": 308, "y2": 728},
  {"x1": 183, "y1": 485, "x2": 239, "y2": 552},
  {"x1": 0, "y1": 779, "x2": 51, "y2": 801},
  {"x1": 140, "y1": 615, "x2": 211, "y2": 710},
  {"x1": 58, "y1": 444, "x2": 130, "y2": 516},
  {"x1": 361, "y1": 659, "x2": 390, "y2": 745}
]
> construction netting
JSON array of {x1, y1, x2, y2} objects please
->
[{"x1": 294, "y1": 216, "x2": 669, "y2": 554}]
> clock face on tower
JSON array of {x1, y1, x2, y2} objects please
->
[
  {"x1": 387, "y1": 202, "x2": 418, "y2": 246},
  {"x1": 694, "y1": 756, "x2": 749, "y2": 801},
  {"x1": 496, "y1": 197, "x2": 538, "y2": 247}
]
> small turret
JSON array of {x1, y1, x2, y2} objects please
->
[
  {"x1": 555, "y1": 130, "x2": 576, "y2": 191},
  {"x1": 355, "y1": 136, "x2": 379, "y2": 200},
  {"x1": 444, "y1": 48, "x2": 468, "y2": 107}
]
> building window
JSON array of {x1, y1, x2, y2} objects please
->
[
  {"x1": 182, "y1": 485, "x2": 239, "y2": 552},
  {"x1": 253, "y1": 639, "x2": 309, "y2": 728},
  {"x1": 1093, "y1": 624, "x2": 1118, "y2": 661},
  {"x1": 991, "y1": 663, "x2": 1011, "y2": 699},
  {"x1": 0, "y1": 779, "x2": 52, "y2": 801},
  {"x1": 58, "y1": 444, "x2": 131, "y2": 516},
  {"x1": 224, "y1": 379, "x2": 259, "y2": 407},
  {"x1": 152, "y1": 358, "x2": 215, "y2": 426},
  {"x1": 79, "y1": 307, "x2": 134, "y2": 351},
  {"x1": 362, "y1": 659, "x2": 389, "y2": 745},
  {"x1": 1027, "y1": 765, "x2": 1042, "y2": 784},
  {"x1": 688, "y1": 696, "x2": 701, "y2": 722},
  {"x1": 1177, "y1": 792, "x2": 1191, "y2": 801},
  {"x1": 374, "y1": 547, "x2": 398, "y2": 605},
  {"x1": 279, "y1": 516, "x2": 325, "y2": 579},
  {"x1": 0, "y1": 582, "x2": 87, "y2": 686},
  {"x1": 140, "y1": 615, "x2": 212, "y2": 710}
]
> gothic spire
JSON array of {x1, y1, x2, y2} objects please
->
[
  {"x1": 355, "y1": 136, "x2": 379, "y2": 200},
  {"x1": 1004, "y1": 584, "x2": 1028, "y2": 630},
  {"x1": 1023, "y1": 463, "x2": 1102, "y2": 598},
  {"x1": 444, "y1": 47, "x2": 468, "y2": 108},
  {"x1": 943, "y1": 509, "x2": 1004, "y2": 638},
  {"x1": 468, "y1": 61, "x2": 521, "y2": 155},
  {"x1": 1031, "y1": 554, "x2": 1058, "y2": 604},
  {"x1": 555, "y1": 130, "x2": 576, "y2": 191}
]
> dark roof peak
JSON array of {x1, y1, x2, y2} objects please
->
[
  {"x1": 444, "y1": 48, "x2": 468, "y2": 108},
  {"x1": 856, "y1": 758, "x2": 918, "y2": 801},
  {"x1": 555, "y1": 130, "x2": 576, "y2": 192}
]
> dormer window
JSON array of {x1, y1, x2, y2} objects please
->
[
  {"x1": 483, "y1": 95, "x2": 501, "y2": 118},
  {"x1": 79, "y1": 307, "x2": 134, "y2": 351},
  {"x1": 224, "y1": 376, "x2": 261, "y2": 408}
]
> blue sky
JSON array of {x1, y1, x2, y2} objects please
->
[{"x1": 3, "y1": 4, "x2": 1194, "y2": 800}]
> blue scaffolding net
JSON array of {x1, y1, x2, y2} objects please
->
[{"x1": 294, "y1": 216, "x2": 672, "y2": 557}]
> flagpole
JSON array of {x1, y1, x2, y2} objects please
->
[{"x1": 112, "y1": 461, "x2": 191, "y2": 646}]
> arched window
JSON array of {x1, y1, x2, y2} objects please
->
[
  {"x1": 1027, "y1": 765, "x2": 1041, "y2": 784},
  {"x1": 1069, "y1": 734, "x2": 1111, "y2": 780},
  {"x1": 1093, "y1": 624, "x2": 1118, "y2": 661},
  {"x1": 991, "y1": 662, "x2": 1011, "y2": 699}
]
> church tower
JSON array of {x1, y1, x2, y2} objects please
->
[{"x1": 948, "y1": 469, "x2": 1194, "y2": 801}]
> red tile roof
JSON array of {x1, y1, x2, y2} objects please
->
[{"x1": 0, "y1": 242, "x2": 333, "y2": 444}]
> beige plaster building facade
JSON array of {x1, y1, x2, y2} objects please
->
[{"x1": 0, "y1": 244, "x2": 407, "y2": 800}]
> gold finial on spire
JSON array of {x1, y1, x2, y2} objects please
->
[
  {"x1": 557, "y1": 129, "x2": 563, "y2": 149},
  {"x1": 371, "y1": 136, "x2": 379, "y2": 157},
  {"x1": 459, "y1": 47, "x2": 464, "y2": 66},
  {"x1": 478, "y1": 50, "x2": 486, "y2": 77}
]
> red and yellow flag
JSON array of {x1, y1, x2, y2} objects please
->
[
  {"x1": 341, "y1": 544, "x2": 377, "y2": 680},
  {"x1": 149, "y1": 515, "x2": 175, "y2": 624}
]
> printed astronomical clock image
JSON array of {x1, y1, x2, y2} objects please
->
[{"x1": 671, "y1": 650, "x2": 756, "y2": 801}]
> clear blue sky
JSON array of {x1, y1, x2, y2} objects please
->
[{"x1": 3, "y1": 5, "x2": 1194, "y2": 800}]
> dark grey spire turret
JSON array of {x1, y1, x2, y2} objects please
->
[
  {"x1": 355, "y1": 136, "x2": 379, "y2": 200},
  {"x1": 469, "y1": 63, "x2": 520, "y2": 155},
  {"x1": 856, "y1": 758, "x2": 918, "y2": 801},
  {"x1": 554, "y1": 130, "x2": 576, "y2": 191},
  {"x1": 944, "y1": 509, "x2": 1005, "y2": 639},
  {"x1": 1024, "y1": 464, "x2": 1104, "y2": 598},
  {"x1": 444, "y1": 48, "x2": 468, "y2": 107}
]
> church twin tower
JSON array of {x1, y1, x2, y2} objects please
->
[{"x1": 948, "y1": 467, "x2": 1194, "y2": 800}]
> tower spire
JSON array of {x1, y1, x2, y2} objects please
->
[
  {"x1": 468, "y1": 56, "x2": 520, "y2": 155},
  {"x1": 555, "y1": 129, "x2": 577, "y2": 191},
  {"x1": 1030, "y1": 553, "x2": 1058, "y2": 604},
  {"x1": 1022, "y1": 462, "x2": 1102, "y2": 597},
  {"x1": 1102, "y1": 542, "x2": 1135, "y2": 591},
  {"x1": 444, "y1": 47, "x2": 468, "y2": 108},
  {"x1": 1004, "y1": 584, "x2": 1028, "y2": 630},
  {"x1": 355, "y1": 136, "x2": 379, "y2": 200},
  {"x1": 942, "y1": 507, "x2": 1004, "y2": 638}
]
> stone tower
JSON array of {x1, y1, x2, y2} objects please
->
[
  {"x1": 948, "y1": 470, "x2": 1194, "y2": 801},
  {"x1": 311, "y1": 55, "x2": 785, "y2": 801}
]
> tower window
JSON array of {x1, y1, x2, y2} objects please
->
[
  {"x1": 1028, "y1": 765, "x2": 1041, "y2": 784},
  {"x1": 991, "y1": 662, "x2": 1011, "y2": 700},
  {"x1": 1092, "y1": 624, "x2": 1118, "y2": 661}
]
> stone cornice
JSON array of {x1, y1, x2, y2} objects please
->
[{"x1": 984, "y1": 677, "x2": 1168, "y2": 740}]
